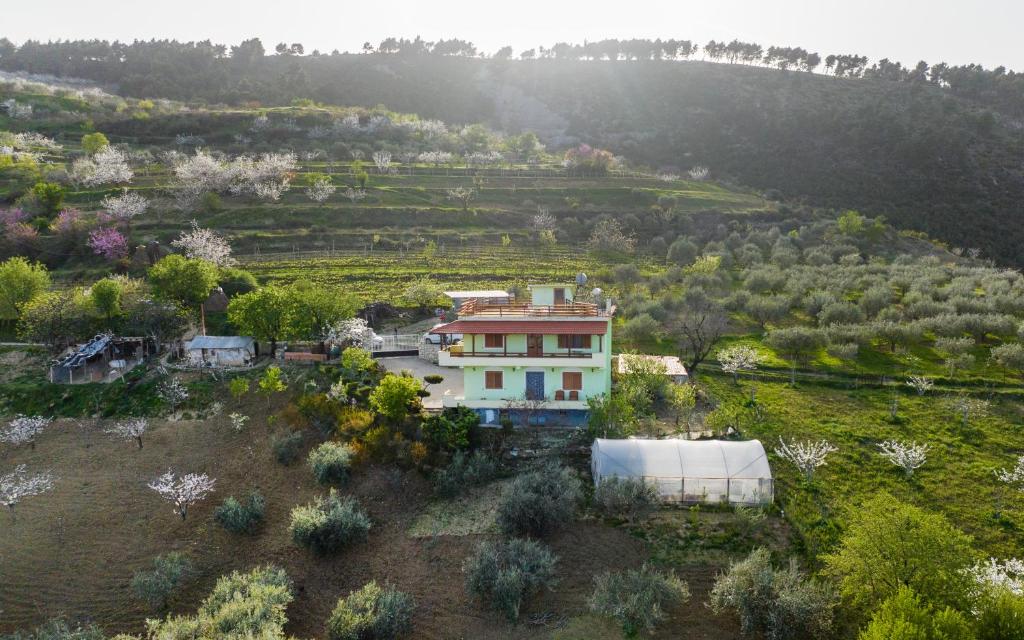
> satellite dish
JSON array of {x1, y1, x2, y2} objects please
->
[
  {"x1": 575, "y1": 272, "x2": 588, "y2": 287},
  {"x1": 591, "y1": 287, "x2": 603, "y2": 304}
]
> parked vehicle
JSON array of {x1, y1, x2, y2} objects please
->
[{"x1": 424, "y1": 325, "x2": 461, "y2": 344}]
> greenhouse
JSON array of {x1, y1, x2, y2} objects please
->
[{"x1": 591, "y1": 438, "x2": 773, "y2": 505}]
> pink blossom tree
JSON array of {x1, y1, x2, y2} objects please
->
[{"x1": 88, "y1": 227, "x2": 129, "y2": 261}]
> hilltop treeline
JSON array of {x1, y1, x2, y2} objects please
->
[{"x1": 3, "y1": 37, "x2": 1024, "y2": 266}]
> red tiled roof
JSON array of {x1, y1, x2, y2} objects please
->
[{"x1": 430, "y1": 320, "x2": 607, "y2": 335}]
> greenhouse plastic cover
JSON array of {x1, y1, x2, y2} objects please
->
[{"x1": 591, "y1": 438, "x2": 773, "y2": 505}]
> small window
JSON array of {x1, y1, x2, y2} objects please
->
[
  {"x1": 562, "y1": 371, "x2": 583, "y2": 390},
  {"x1": 484, "y1": 334, "x2": 504, "y2": 348},
  {"x1": 485, "y1": 371, "x2": 504, "y2": 389}
]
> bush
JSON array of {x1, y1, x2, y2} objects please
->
[
  {"x1": 620, "y1": 313, "x2": 660, "y2": 342},
  {"x1": 463, "y1": 538, "x2": 557, "y2": 622},
  {"x1": 822, "y1": 492, "x2": 976, "y2": 612},
  {"x1": 496, "y1": 463, "x2": 582, "y2": 536},
  {"x1": 421, "y1": 406, "x2": 478, "y2": 452},
  {"x1": 273, "y1": 431, "x2": 304, "y2": 465},
  {"x1": 290, "y1": 490, "x2": 371, "y2": 554},
  {"x1": 588, "y1": 565, "x2": 689, "y2": 637},
  {"x1": 130, "y1": 552, "x2": 193, "y2": 612},
  {"x1": 709, "y1": 548, "x2": 836, "y2": 640},
  {"x1": 593, "y1": 476, "x2": 658, "y2": 524},
  {"x1": 145, "y1": 565, "x2": 292, "y2": 638},
  {"x1": 434, "y1": 450, "x2": 498, "y2": 497},
  {"x1": 857, "y1": 586, "x2": 974, "y2": 640},
  {"x1": 327, "y1": 581, "x2": 415, "y2": 640},
  {"x1": 309, "y1": 441, "x2": 356, "y2": 485},
  {"x1": 369, "y1": 373, "x2": 422, "y2": 422},
  {"x1": 214, "y1": 491, "x2": 265, "y2": 534},
  {"x1": 976, "y1": 589, "x2": 1024, "y2": 640},
  {"x1": 298, "y1": 393, "x2": 345, "y2": 437}
]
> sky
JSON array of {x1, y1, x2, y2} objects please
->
[{"x1": 4, "y1": 0, "x2": 1023, "y2": 71}]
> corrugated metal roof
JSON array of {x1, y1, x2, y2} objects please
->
[
  {"x1": 186, "y1": 336, "x2": 255, "y2": 350},
  {"x1": 443, "y1": 290, "x2": 509, "y2": 299},
  {"x1": 430, "y1": 320, "x2": 607, "y2": 335},
  {"x1": 617, "y1": 354, "x2": 688, "y2": 377}
]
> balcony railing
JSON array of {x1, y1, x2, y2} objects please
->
[
  {"x1": 459, "y1": 298, "x2": 603, "y2": 317},
  {"x1": 442, "y1": 348, "x2": 595, "y2": 358}
]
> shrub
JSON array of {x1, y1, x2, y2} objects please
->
[
  {"x1": 709, "y1": 548, "x2": 836, "y2": 640},
  {"x1": 273, "y1": 431, "x2": 304, "y2": 465},
  {"x1": 620, "y1": 313, "x2": 660, "y2": 342},
  {"x1": 369, "y1": 374, "x2": 422, "y2": 422},
  {"x1": 588, "y1": 565, "x2": 689, "y2": 637},
  {"x1": 434, "y1": 450, "x2": 498, "y2": 498},
  {"x1": 421, "y1": 406, "x2": 478, "y2": 452},
  {"x1": 593, "y1": 476, "x2": 658, "y2": 524},
  {"x1": 822, "y1": 492, "x2": 976, "y2": 612},
  {"x1": 309, "y1": 442, "x2": 356, "y2": 485},
  {"x1": 145, "y1": 565, "x2": 292, "y2": 638},
  {"x1": 130, "y1": 552, "x2": 193, "y2": 612},
  {"x1": 496, "y1": 463, "x2": 582, "y2": 537},
  {"x1": 341, "y1": 347, "x2": 376, "y2": 373},
  {"x1": 327, "y1": 581, "x2": 415, "y2": 640},
  {"x1": 976, "y1": 589, "x2": 1024, "y2": 640},
  {"x1": 298, "y1": 393, "x2": 345, "y2": 437},
  {"x1": 290, "y1": 490, "x2": 371, "y2": 554},
  {"x1": 0, "y1": 618, "x2": 107, "y2": 640},
  {"x1": 338, "y1": 407, "x2": 375, "y2": 437},
  {"x1": 857, "y1": 586, "x2": 974, "y2": 640},
  {"x1": 214, "y1": 491, "x2": 265, "y2": 534},
  {"x1": 463, "y1": 538, "x2": 557, "y2": 622}
]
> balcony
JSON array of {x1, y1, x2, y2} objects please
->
[
  {"x1": 437, "y1": 346, "x2": 606, "y2": 368},
  {"x1": 459, "y1": 298, "x2": 606, "y2": 318}
]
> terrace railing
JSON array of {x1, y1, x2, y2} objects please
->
[
  {"x1": 442, "y1": 348, "x2": 594, "y2": 358},
  {"x1": 459, "y1": 298, "x2": 603, "y2": 317}
]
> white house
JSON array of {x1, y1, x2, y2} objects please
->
[{"x1": 185, "y1": 336, "x2": 257, "y2": 367}]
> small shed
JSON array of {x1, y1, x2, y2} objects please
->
[
  {"x1": 49, "y1": 335, "x2": 156, "y2": 383},
  {"x1": 444, "y1": 290, "x2": 510, "y2": 311},
  {"x1": 617, "y1": 354, "x2": 689, "y2": 383},
  {"x1": 591, "y1": 438, "x2": 773, "y2": 505},
  {"x1": 185, "y1": 336, "x2": 257, "y2": 367}
]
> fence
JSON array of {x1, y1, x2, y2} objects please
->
[{"x1": 370, "y1": 334, "x2": 422, "y2": 352}]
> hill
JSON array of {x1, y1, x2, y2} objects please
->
[{"x1": 3, "y1": 40, "x2": 1024, "y2": 266}]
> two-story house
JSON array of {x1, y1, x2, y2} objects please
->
[{"x1": 429, "y1": 284, "x2": 612, "y2": 426}]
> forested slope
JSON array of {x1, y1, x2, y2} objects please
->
[{"x1": 3, "y1": 41, "x2": 1024, "y2": 264}]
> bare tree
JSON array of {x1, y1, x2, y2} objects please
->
[
  {"x1": 774, "y1": 438, "x2": 838, "y2": 481},
  {"x1": 1, "y1": 465, "x2": 55, "y2": 521},
  {"x1": 1, "y1": 416, "x2": 52, "y2": 450},
  {"x1": 878, "y1": 440, "x2": 929, "y2": 477},
  {"x1": 106, "y1": 418, "x2": 148, "y2": 449},
  {"x1": 148, "y1": 470, "x2": 216, "y2": 520},
  {"x1": 668, "y1": 299, "x2": 729, "y2": 375},
  {"x1": 946, "y1": 394, "x2": 989, "y2": 429}
]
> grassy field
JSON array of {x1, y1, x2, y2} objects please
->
[{"x1": 701, "y1": 373, "x2": 1024, "y2": 560}]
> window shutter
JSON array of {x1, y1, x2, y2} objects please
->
[
  {"x1": 558, "y1": 335, "x2": 569, "y2": 349},
  {"x1": 562, "y1": 372, "x2": 583, "y2": 390}
]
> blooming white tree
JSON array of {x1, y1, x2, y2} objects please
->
[
  {"x1": 158, "y1": 378, "x2": 189, "y2": 413},
  {"x1": 657, "y1": 173, "x2": 680, "y2": 182},
  {"x1": 0, "y1": 465, "x2": 55, "y2": 521},
  {"x1": 906, "y1": 375, "x2": 934, "y2": 395},
  {"x1": 228, "y1": 413, "x2": 249, "y2": 432},
  {"x1": 878, "y1": 440, "x2": 929, "y2": 477},
  {"x1": 305, "y1": 176, "x2": 336, "y2": 203},
  {"x1": 227, "y1": 153, "x2": 297, "y2": 200},
  {"x1": 343, "y1": 187, "x2": 366, "y2": 205},
  {"x1": 372, "y1": 150, "x2": 392, "y2": 173},
  {"x1": 996, "y1": 454, "x2": 1024, "y2": 488},
  {"x1": 774, "y1": 438, "x2": 838, "y2": 482},
  {"x1": 418, "y1": 150, "x2": 453, "y2": 167},
  {"x1": 968, "y1": 558, "x2": 1024, "y2": 596},
  {"x1": 946, "y1": 394, "x2": 989, "y2": 428},
  {"x1": 172, "y1": 149, "x2": 232, "y2": 208},
  {"x1": 719, "y1": 345, "x2": 763, "y2": 383},
  {"x1": 1, "y1": 416, "x2": 53, "y2": 450},
  {"x1": 102, "y1": 188, "x2": 149, "y2": 222},
  {"x1": 171, "y1": 220, "x2": 235, "y2": 267},
  {"x1": 71, "y1": 147, "x2": 133, "y2": 186},
  {"x1": 324, "y1": 317, "x2": 374, "y2": 348},
  {"x1": 688, "y1": 166, "x2": 709, "y2": 181},
  {"x1": 105, "y1": 418, "x2": 148, "y2": 449},
  {"x1": 532, "y1": 209, "x2": 557, "y2": 231},
  {"x1": 446, "y1": 186, "x2": 475, "y2": 211},
  {"x1": 148, "y1": 469, "x2": 215, "y2": 520}
]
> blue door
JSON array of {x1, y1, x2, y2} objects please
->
[{"x1": 525, "y1": 371, "x2": 545, "y2": 400}]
